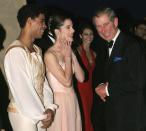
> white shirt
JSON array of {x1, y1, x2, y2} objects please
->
[
  {"x1": 108, "y1": 29, "x2": 120, "y2": 56},
  {"x1": 48, "y1": 32, "x2": 55, "y2": 43},
  {"x1": 4, "y1": 40, "x2": 57, "y2": 124},
  {"x1": 101, "y1": 29, "x2": 120, "y2": 96},
  {"x1": 106, "y1": 29, "x2": 121, "y2": 96}
]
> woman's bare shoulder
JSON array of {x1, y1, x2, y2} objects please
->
[{"x1": 44, "y1": 48, "x2": 57, "y2": 61}]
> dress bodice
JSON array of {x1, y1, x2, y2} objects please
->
[{"x1": 47, "y1": 61, "x2": 74, "y2": 93}]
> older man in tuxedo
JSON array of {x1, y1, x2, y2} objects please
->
[{"x1": 93, "y1": 7, "x2": 146, "y2": 131}]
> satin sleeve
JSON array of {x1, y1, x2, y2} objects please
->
[{"x1": 4, "y1": 47, "x2": 47, "y2": 124}]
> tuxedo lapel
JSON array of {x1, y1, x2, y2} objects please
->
[{"x1": 105, "y1": 32, "x2": 124, "y2": 81}]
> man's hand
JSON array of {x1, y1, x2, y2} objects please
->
[
  {"x1": 41, "y1": 109, "x2": 55, "y2": 129},
  {"x1": 95, "y1": 82, "x2": 108, "y2": 102}
]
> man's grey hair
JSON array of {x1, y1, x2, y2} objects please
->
[{"x1": 93, "y1": 7, "x2": 117, "y2": 22}]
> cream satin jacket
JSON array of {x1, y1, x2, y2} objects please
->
[{"x1": 4, "y1": 40, "x2": 57, "y2": 124}]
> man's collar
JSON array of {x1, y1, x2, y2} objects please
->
[
  {"x1": 112, "y1": 29, "x2": 120, "y2": 43},
  {"x1": 108, "y1": 29, "x2": 120, "y2": 50}
]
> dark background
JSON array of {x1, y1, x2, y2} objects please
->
[
  {"x1": 33, "y1": 0, "x2": 146, "y2": 20},
  {"x1": 26, "y1": 0, "x2": 146, "y2": 37},
  {"x1": 0, "y1": 1, "x2": 145, "y2": 130}
]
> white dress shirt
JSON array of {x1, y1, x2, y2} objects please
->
[
  {"x1": 4, "y1": 40, "x2": 57, "y2": 124},
  {"x1": 105, "y1": 29, "x2": 121, "y2": 96},
  {"x1": 108, "y1": 29, "x2": 120, "y2": 56},
  {"x1": 48, "y1": 32, "x2": 55, "y2": 43}
]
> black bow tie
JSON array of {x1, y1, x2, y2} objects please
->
[{"x1": 107, "y1": 40, "x2": 114, "y2": 48}]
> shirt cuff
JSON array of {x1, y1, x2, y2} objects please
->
[
  {"x1": 105, "y1": 85, "x2": 109, "y2": 96},
  {"x1": 46, "y1": 104, "x2": 58, "y2": 111}
]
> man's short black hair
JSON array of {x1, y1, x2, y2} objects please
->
[{"x1": 17, "y1": 4, "x2": 45, "y2": 28}]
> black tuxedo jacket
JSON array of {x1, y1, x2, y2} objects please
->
[
  {"x1": 35, "y1": 34, "x2": 54, "y2": 55},
  {"x1": 104, "y1": 32, "x2": 146, "y2": 131}
]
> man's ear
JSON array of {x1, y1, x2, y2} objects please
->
[
  {"x1": 54, "y1": 29, "x2": 60, "y2": 36},
  {"x1": 26, "y1": 17, "x2": 32, "y2": 26},
  {"x1": 114, "y1": 17, "x2": 119, "y2": 28},
  {"x1": 79, "y1": 34, "x2": 82, "y2": 39}
]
